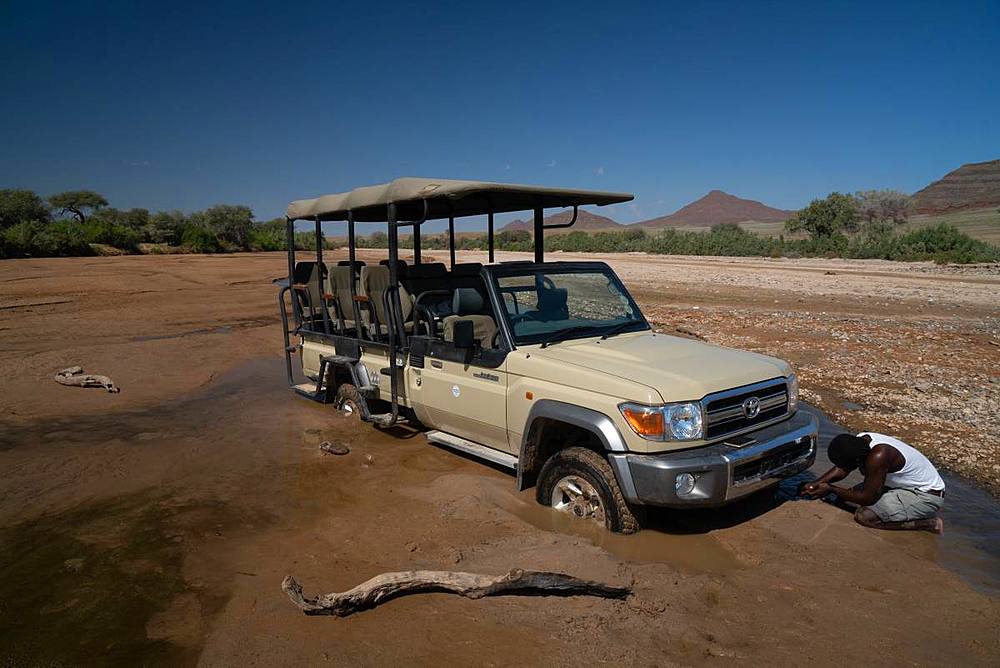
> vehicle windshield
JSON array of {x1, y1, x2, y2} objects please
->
[{"x1": 492, "y1": 267, "x2": 648, "y2": 346}]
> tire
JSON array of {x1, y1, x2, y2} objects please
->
[
  {"x1": 334, "y1": 383, "x2": 365, "y2": 420},
  {"x1": 536, "y1": 447, "x2": 642, "y2": 534}
]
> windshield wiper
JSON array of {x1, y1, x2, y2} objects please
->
[
  {"x1": 538, "y1": 325, "x2": 601, "y2": 348},
  {"x1": 600, "y1": 320, "x2": 640, "y2": 340}
]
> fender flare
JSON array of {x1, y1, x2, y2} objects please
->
[{"x1": 516, "y1": 400, "x2": 634, "y2": 494}]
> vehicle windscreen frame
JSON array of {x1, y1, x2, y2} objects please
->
[{"x1": 485, "y1": 261, "x2": 651, "y2": 349}]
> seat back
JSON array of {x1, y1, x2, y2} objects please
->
[
  {"x1": 442, "y1": 287, "x2": 497, "y2": 347},
  {"x1": 327, "y1": 265, "x2": 358, "y2": 322},
  {"x1": 292, "y1": 261, "x2": 327, "y2": 318},
  {"x1": 360, "y1": 264, "x2": 413, "y2": 327}
]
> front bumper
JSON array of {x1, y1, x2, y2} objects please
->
[{"x1": 608, "y1": 411, "x2": 818, "y2": 507}]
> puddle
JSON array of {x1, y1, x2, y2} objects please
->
[
  {"x1": 0, "y1": 495, "x2": 232, "y2": 666},
  {"x1": 782, "y1": 404, "x2": 1000, "y2": 597}
]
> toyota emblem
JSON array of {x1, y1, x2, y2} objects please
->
[{"x1": 742, "y1": 396, "x2": 761, "y2": 418}]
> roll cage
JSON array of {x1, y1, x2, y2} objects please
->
[{"x1": 278, "y1": 177, "x2": 633, "y2": 427}]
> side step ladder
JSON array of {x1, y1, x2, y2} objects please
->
[
  {"x1": 426, "y1": 430, "x2": 518, "y2": 470},
  {"x1": 292, "y1": 354, "x2": 360, "y2": 403}
]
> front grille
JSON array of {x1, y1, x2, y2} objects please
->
[
  {"x1": 732, "y1": 438, "x2": 812, "y2": 484},
  {"x1": 703, "y1": 379, "x2": 788, "y2": 440}
]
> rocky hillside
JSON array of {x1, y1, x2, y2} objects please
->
[
  {"x1": 500, "y1": 209, "x2": 621, "y2": 233},
  {"x1": 912, "y1": 159, "x2": 1000, "y2": 213},
  {"x1": 635, "y1": 190, "x2": 795, "y2": 228}
]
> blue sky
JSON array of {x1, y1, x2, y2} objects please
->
[{"x1": 2, "y1": 0, "x2": 998, "y2": 231}]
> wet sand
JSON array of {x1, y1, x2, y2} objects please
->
[{"x1": 1, "y1": 252, "x2": 998, "y2": 666}]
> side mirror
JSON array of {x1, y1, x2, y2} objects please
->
[{"x1": 453, "y1": 319, "x2": 476, "y2": 350}]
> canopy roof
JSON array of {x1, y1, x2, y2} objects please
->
[{"x1": 286, "y1": 177, "x2": 633, "y2": 222}]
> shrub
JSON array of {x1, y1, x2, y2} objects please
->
[
  {"x1": 180, "y1": 224, "x2": 222, "y2": 253},
  {"x1": 80, "y1": 219, "x2": 141, "y2": 251},
  {"x1": 1, "y1": 221, "x2": 93, "y2": 257}
]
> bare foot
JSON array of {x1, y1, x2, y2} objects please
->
[{"x1": 926, "y1": 517, "x2": 945, "y2": 535}]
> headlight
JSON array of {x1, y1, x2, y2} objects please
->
[
  {"x1": 788, "y1": 373, "x2": 799, "y2": 413},
  {"x1": 665, "y1": 402, "x2": 703, "y2": 440},
  {"x1": 619, "y1": 401, "x2": 703, "y2": 441}
]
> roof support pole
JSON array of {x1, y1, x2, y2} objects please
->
[
  {"x1": 348, "y1": 212, "x2": 362, "y2": 337},
  {"x1": 315, "y1": 216, "x2": 331, "y2": 335},
  {"x1": 412, "y1": 198, "x2": 428, "y2": 266},
  {"x1": 386, "y1": 203, "x2": 401, "y2": 426},
  {"x1": 487, "y1": 209, "x2": 495, "y2": 263},
  {"x1": 286, "y1": 217, "x2": 301, "y2": 326},
  {"x1": 533, "y1": 206, "x2": 544, "y2": 263},
  {"x1": 448, "y1": 214, "x2": 456, "y2": 269}
]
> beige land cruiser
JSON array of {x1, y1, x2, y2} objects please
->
[{"x1": 278, "y1": 178, "x2": 818, "y2": 533}]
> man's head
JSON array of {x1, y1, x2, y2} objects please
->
[{"x1": 828, "y1": 433, "x2": 871, "y2": 471}]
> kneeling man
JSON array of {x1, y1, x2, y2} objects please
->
[{"x1": 802, "y1": 432, "x2": 945, "y2": 533}]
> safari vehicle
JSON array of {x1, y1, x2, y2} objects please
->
[{"x1": 277, "y1": 178, "x2": 818, "y2": 533}]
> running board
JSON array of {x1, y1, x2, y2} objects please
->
[
  {"x1": 425, "y1": 430, "x2": 518, "y2": 470},
  {"x1": 292, "y1": 382, "x2": 326, "y2": 401}
]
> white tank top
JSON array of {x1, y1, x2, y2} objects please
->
[{"x1": 859, "y1": 432, "x2": 945, "y2": 492}]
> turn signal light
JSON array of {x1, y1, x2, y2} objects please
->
[{"x1": 620, "y1": 404, "x2": 664, "y2": 439}]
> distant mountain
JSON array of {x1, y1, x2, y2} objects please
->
[
  {"x1": 634, "y1": 190, "x2": 795, "y2": 228},
  {"x1": 912, "y1": 159, "x2": 1000, "y2": 214},
  {"x1": 500, "y1": 209, "x2": 622, "y2": 233}
]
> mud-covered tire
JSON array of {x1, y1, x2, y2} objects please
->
[
  {"x1": 536, "y1": 447, "x2": 642, "y2": 534},
  {"x1": 334, "y1": 383, "x2": 365, "y2": 420}
]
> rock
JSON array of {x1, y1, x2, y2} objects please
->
[
  {"x1": 405, "y1": 541, "x2": 419, "y2": 553},
  {"x1": 364, "y1": 454, "x2": 375, "y2": 465},
  {"x1": 824, "y1": 270, "x2": 837, "y2": 275},
  {"x1": 319, "y1": 441, "x2": 350, "y2": 455},
  {"x1": 64, "y1": 558, "x2": 84, "y2": 573},
  {"x1": 915, "y1": 383, "x2": 932, "y2": 393}
]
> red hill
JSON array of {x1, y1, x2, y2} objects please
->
[
  {"x1": 912, "y1": 159, "x2": 1000, "y2": 213},
  {"x1": 635, "y1": 190, "x2": 795, "y2": 228},
  {"x1": 500, "y1": 209, "x2": 622, "y2": 233}
]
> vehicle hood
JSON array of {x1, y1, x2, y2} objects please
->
[{"x1": 531, "y1": 331, "x2": 790, "y2": 402}]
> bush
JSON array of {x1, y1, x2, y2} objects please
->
[
  {"x1": 893, "y1": 224, "x2": 1000, "y2": 263},
  {"x1": 80, "y1": 219, "x2": 141, "y2": 251},
  {"x1": 1, "y1": 221, "x2": 93, "y2": 257},
  {"x1": 180, "y1": 224, "x2": 222, "y2": 253}
]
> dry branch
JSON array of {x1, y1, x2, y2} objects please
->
[
  {"x1": 54, "y1": 366, "x2": 120, "y2": 393},
  {"x1": 282, "y1": 568, "x2": 630, "y2": 617}
]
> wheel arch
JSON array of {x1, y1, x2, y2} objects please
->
[{"x1": 516, "y1": 400, "x2": 629, "y2": 491}]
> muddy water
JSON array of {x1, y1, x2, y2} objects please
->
[
  {"x1": 783, "y1": 405, "x2": 1000, "y2": 596},
  {"x1": 2, "y1": 358, "x2": 999, "y2": 665}
]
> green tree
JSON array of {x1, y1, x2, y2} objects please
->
[
  {"x1": 48, "y1": 190, "x2": 108, "y2": 223},
  {"x1": 190, "y1": 205, "x2": 254, "y2": 250},
  {"x1": 855, "y1": 189, "x2": 912, "y2": 234},
  {"x1": 0, "y1": 189, "x2": 50, "y2": 228},
  {"x1": 145, "y1": 210, "x2": 188, "y2": 244},
  {"x1": 785, "y1": 192, "x2": 859, "y2": 239}
]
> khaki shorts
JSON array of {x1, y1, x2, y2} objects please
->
[{"x1": 866, "y1": 488, "x2": 944, "y2": 522}]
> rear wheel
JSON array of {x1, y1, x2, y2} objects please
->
[
  {"x1": 536, "y1": 447, "x2": 642, "y2": 534},
  {"x1": 334, "y1": 383, "x2": 364, "y2": 420}
]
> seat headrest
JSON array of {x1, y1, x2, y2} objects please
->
[
  {"x1": 293, "y1": 261, "x2": 326, "y2": 283},
  {"x1": 537, "y1": 287, "x2": 568, "y2": 320},
  {"x1": 379, "y1": 259, "x2": 408, "y2": 278},
  {"x1": 452, "y1": 288, "x2": 484, "y2": 315},
  {"x1": 337, "y1": 260, "x2": 366, "y2": 268},
  {"x1": 407, "y1": 262, "x2": 448, "y2": 278},
  {"x1": 451, "y1": 263, "x2": 483, "y2": 277}
]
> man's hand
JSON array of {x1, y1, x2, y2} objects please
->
[{"x1": 799, "y1": 481, "x2": 832, "y2": 498}]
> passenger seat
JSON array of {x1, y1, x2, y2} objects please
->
[
  {"x1": 359, "y1": 263, "x2": 414, "y2": 337},
  {"x1": 326, "y1": 261, "x2": 365, "y2": 329},
  {"x1": 442, "y1": 288, "x2": 497, "y2": 348}
]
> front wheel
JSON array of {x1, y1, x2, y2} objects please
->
[{"x1": 536, "y1": 447, "x2": 642, "y2": 534}]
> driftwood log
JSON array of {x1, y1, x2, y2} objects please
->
[
  {"x1": 282, "y1": 568, "x2": 630, "y2": 617},
  {"x1": 54, "y1": 366, "x2": 120, "y2": 393}
]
